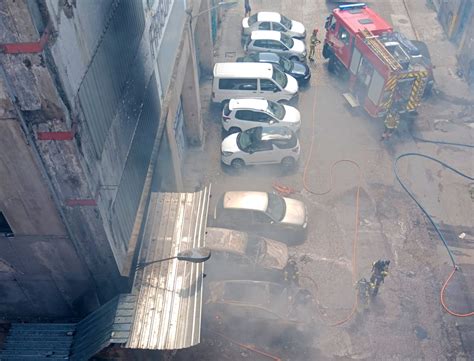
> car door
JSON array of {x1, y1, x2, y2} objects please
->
[
  {"x1": 258, "y1": 22, "x2": 272, "y2": 31},
  {"x1": 259, "y1": 79, "x2": 281, "y2": 101},
  {"x1": 235, "y1": 109, "x2": 257, "y2": 130},
  {"x1": 272, "y1": 22, "x2": 287, "y2": 33},
  {"x1": 267, "y1": 40, "x2": 286, "y2": 56},
  {"x1": 247, "y1": 139, "x2": 274, "y2": 164}
]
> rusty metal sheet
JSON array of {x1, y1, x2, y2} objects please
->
[{"x1": 126, "y1": 187, "x2": 210, "y2": 350}]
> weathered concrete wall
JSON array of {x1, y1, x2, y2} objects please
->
[
  {"x1": 0, "y1": 76, "x2": 96, "y2": 318},
  {"x1": 0, "y1": 0, "x2": 124, "y2": 316}
]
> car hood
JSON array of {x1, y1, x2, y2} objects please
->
[
  {"x1": 221, "y1": 132, "x2": 241, "y2": 154},
  {"x1": 291, "y1": 61, "x2": 310, "y2": 78},
  {"x1": 291, "y1": 38, "x2": 306, "y2": 54},
  {"x1": 290, "y1": 21, "x2": 305, "y2": 36},
  {"x1": 281, "y1": 197, "x2": 307, "y2": 226},
  {"x1": 284, "y1": 74, "x2": 299, "y2": 95},
  {"x1": 260, "y1": 238, "x2": 289, "y2": 270},
  {"x1": 242, "y1": 18, "x2": 250, "y2": 33},
  {"x1": 281, "y1": 105, "x2": 301, "y2": 128}
]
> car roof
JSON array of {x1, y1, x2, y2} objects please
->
[
  {"x1": 205, "y1": 227, "x2": 248, "y2": 254},
  {"x1": 257, "y1": 52, "x2": 280, "y2": 63},
  {"x1": 257, "y1": 12, "x2": 282, "y2": 23},
  {"x1": 213, "y1": 62, "x2": 273, "y2": 78},
  {"x1": 229, "y1": 98, "x2": 269, "y2": 112},
  {"x1": 222, "y1": 191, "x2": 269, "y2": 212},
  {"x1": 260, "y1": 127, "x2": 294, "y2": 141},
  {"x1": 250, "y1": 30, "x2": 282, "y2": 41}
]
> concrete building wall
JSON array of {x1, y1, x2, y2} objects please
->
[{"x1": 0, "y1": 0, "x2": 213, "y2": 319}]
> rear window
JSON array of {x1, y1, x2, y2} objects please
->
[
  {"x1": 223, "y1": 103, "x2": 231, "y2": 116},
  {"x1": 248, "y1": 14, "x2": 258, "y2": 25}
]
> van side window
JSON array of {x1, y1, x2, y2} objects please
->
[
  {"x1": 260, "y1": 79, "x2": 279, "y2": 91},
  {"x1": 219, "y1": 79, "x2": 257, "y2": 90}
]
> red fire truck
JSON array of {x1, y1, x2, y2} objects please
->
[{"x1": 322, "y1": 3, "x2": 433, "y2": 127}]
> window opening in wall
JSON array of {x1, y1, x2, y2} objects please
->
[{"x1": 0, "y1": 212, "x2": 14, "y2": 237}]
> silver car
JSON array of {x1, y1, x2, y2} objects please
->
[
  {"x1": 244, "y1": 30, "x2": 307, "y2": 62},
  {"x1": 211, "y1": 191, "x2": 308, "y2": 243}
]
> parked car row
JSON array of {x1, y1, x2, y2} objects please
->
[{"x1": 204, "y1": 13, "x2": 314, "y2": 339}]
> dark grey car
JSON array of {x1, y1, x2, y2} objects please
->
[{"x1": 237, "y1": 52, "x2": 311, "y2": 85}]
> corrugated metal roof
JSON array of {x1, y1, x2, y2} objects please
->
[
  {"x1": 0, "y1": 323, "x2": 75, "y2": 360},
  {"x1": 69, "y1": 294, "x2": 135, "y2": 360},
  {"x1": 0, "y1": 294, "x2": 136, "y2": 361},
  {"x1": 126, "y1": 187, "x2": 210, "y2": 350}
]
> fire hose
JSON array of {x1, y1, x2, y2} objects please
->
[{"x1": 394, "y1": 150, "x2": 474, "y2": 317}]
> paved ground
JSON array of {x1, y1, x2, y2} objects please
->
[{"x1": 176, "y1": 0, "x2": 473, "y2": 359}]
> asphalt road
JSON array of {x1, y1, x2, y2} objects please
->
[{"x1": 178, "y1": 0, "x2": 474, "y2": 359}]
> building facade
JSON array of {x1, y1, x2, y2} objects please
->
[
  {"x1": 432, "y1": 0, "x2": 474, "y2": 85},
  {"x1": 0, "y1": 0, "x2": 214, "y2": 321}
]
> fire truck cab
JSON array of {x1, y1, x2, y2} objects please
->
[{"x1": 323, "y1": 3, "x2": 431, "y2": 122}]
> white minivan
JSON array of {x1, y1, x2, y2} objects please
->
[{"x1": 212, "y1": 62, "x2": 298, "y2": 104}]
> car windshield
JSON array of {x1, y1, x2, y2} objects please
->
[
  {"x1": 248, "y1": 14, "x2": 258, "y2": 25},
  {"x1": 280, "y1": 33, "x2": 294, "y2": 49},
  {"x1": 266, "y1": 193, "x2": 286, "y2": 222},
  {"x1": 272, "y1": 68, "x2": 288, "y2": 88},
  {"x1": 267, "y1": 101, "x2": 286, "y2": 119},
  {"x1": 280, "y1": 15, "x2": 292, "y2": 29},
  {"x1": 278, "y1": 57, "x2": 293, "y2": 72},
  {"x1": 236, "y1": 127, "x2": 260, "y2": 151}
]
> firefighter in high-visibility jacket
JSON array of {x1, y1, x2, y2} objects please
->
[{"x1": 308, "y1": 29, "x2": 320, "y2": 62}]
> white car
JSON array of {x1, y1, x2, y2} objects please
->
[
  {"x1": 244, "y1": 31, "x2": 307, "y2": 62},
  {"x1": 222, "y1": 98, "x2": 301, "y2": 133},
  {"x1": 221, "y1": 126, "x2": 300, "y2": 169},
  {"x1": 242, "y1": 12, "x2": 306, "y2": 39}
]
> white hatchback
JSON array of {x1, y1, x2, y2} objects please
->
[
  {"x1": 222, "y1": 98, "x2": 301, "y2": 133},
  {"x1": 221, "y1": 126, "x2": 300, "y2": 169},
  {"x1": 242, "y1": 12, "x2": 306, "y2": 39}
]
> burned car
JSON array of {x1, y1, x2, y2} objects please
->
[
  {"x1": 204, "y1": 227, "x2": 289, "y2": 281},
  {"x1": 204, "y1": 280, "x2": 315, "y2": 339}
]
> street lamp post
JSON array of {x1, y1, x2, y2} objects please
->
[{"x1": 136, "y1": 247, "x2": 211, "y2": 269}]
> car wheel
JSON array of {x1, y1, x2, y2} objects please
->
[
  {"x1": 281, "y1": 156, "x2": 296, "y2": 169},
  {"x1": 228, "y1": 127, "x2": 241, "y2": 134},
  {"x1": 231, "y1": 158, "x2": 245, "y2": 169},
  {"x1": 290, "y1": 56, "x2": 299, "y2": 61}
]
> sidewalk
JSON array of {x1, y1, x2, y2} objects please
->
[{"x1": 402, "y1": 0, "x2": 474, "y2": 101}]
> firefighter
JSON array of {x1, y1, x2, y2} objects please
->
[
  {"x1": 356, "y1": 278, "x2": 371, "y2": 310},
  {"x1": 369, "y1": 259, "x2": 390, "y2": 297},
  {"x1": 381, "y1": 112, "x2": 399, "y2": 140},
  {"x1": 308, "y1": 29, "x2": 320, "y2": 62},
  {"x1": 283, "y1": 258, "x2": 299, "y2": 285},
  {"x1": 244, "y1": 0, "x2": 251, "y2": 17}
]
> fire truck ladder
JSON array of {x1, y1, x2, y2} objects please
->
[{"x1": 361, "y1": 29, "x2": 402, "y2": 71}]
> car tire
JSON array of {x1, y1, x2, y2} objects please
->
[
  {"x1": 290, "y1": 56, "x2": 300, "y2": 61},
  {"x1": 281, "y1": 156, "x2": 296, "y2": 169},
  {"x1": 231, "y1": 158, "x2": 245, "y2": 169},
  {"x1": 228, "y1": 127, "x2": 241, "y2": 134}
]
